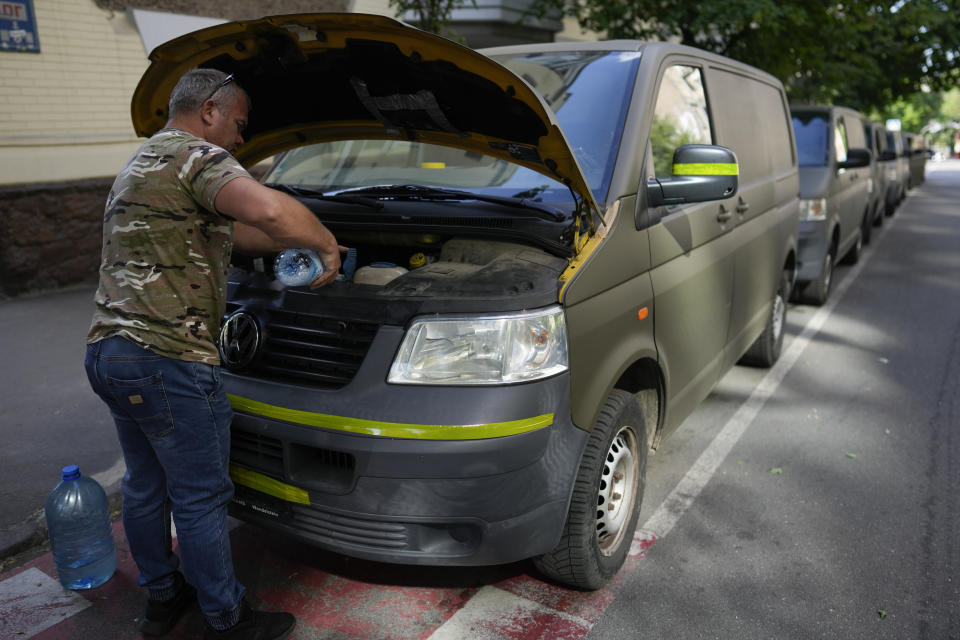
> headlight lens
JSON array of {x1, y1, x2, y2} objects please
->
[
  {"x1": 799, "y1": 198, "x2": 827, "y2": 221},
  {"x1": 388, "y1": 306, "x2": 569, "y2": 385}
]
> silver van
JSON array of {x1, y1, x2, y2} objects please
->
[
  {"x1": 790, "y1": 105, "x2": 872, "y2": 305},
  {"x1": 132, "y1": 14, "x2": 798, "y2": 589}
]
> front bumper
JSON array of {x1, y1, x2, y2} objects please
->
[{"x1": 223, "y1": 325, "x2": 587, "y2": 566}]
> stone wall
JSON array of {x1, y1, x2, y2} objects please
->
[{"x1": 0, "y1": 180, "x2": 111, "y2": 298}]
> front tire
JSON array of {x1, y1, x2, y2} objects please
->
[
  {"x1": 842, "y1": 227, "x2": 863, "y2": 265},
  {"x1": 801, "y1": 247, "x2": 834, "y2": 306},
  {"x1": 534, "y1": 390, "x2": 648, "y2": 590}
]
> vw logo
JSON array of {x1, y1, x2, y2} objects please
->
[{"x1": 219, "y1": 312, "x2": 260, "y2": 369}]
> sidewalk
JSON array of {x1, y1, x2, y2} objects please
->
[{"x1": 0, "y1": 286, "x2": 124, "y2": 564}]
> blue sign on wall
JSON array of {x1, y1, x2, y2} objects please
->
[{"x1": 1, "y1": 0, "x2": 40, "y2": 53}]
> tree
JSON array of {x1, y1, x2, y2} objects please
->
[
  {"x1": 871, "y1": 91, "x2": 942, "y2": 133},
  {"x1": 388, "y1": 0, "x2": 475, "y2": 38},
  {"x1": 528, "y1": 0, "x2": 960, "y2": 112}
]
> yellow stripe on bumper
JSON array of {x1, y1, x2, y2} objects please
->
[
  {"x1": 227, "y1": 394, "x2": 553, "y2": 440},
  {"x1": 229, "y1": 465, "x2": 310, "y2": 505}
]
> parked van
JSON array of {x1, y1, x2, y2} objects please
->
[
  {"x1": 884, "y1": 129, "x2": 908, "y2": 213},
  {"x1": 790, "y1": 105, "x2": 872, "y2": 305},
  {"x1": 863, "y1": 120, "x2": 889, "y2": 241},
  {"x1": 903, "y1": 132, "x2": 927, "y2": 188},
  {"x1": 132, "y1": 14, "x2": 798, "y2": 589}
]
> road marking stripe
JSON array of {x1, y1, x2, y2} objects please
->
[
  {"x1": 426, "y1": 585, "x2": 592, "y2": 640},
  {"x1": 0, "y1": 567, "x2": 91, "y2": 639}
]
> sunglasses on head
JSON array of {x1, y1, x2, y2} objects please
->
[{"x1": 204, "y1": 73, "x2": 235, "y2": 103}]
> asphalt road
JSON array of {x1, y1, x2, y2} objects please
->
[
  {"x1": 2, "y1": 160, "x2": 958, "y2": 640},
  {"x1": 589, "y1": 159, "x2": 960, "y2": 639}
]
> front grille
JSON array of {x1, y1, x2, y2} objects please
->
[
  {"x1": 231, "y1": 430, "x2": 284, "y2": 479},
  {"x1": 224, "y1": 305, "x2": 378, "y2": 389}
]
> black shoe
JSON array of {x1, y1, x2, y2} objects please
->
[
  {"x1": 203, "y1": 600, "x2": 296, "y2": 640},
  {"x1": 140, "y1": 572, "x2": 197, "y2": 636}
]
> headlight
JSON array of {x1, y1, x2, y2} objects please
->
[
  {"x1": 388, "y1": 306, "x2": 569, "y2": 385},
  {"x1": 886, "y1": 167, "x2": 897, "y2": 181},
  {"x1": 799, "y1": 198, "x2": 827, "y2": 221}
]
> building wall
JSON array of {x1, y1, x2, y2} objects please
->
[{"x1": 0, "y1": 0, "x2": 149, "y2": 185}]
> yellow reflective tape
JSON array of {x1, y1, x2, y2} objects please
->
[
  {"x1": 227, "y1": 394, "x2": 553, "y2": 440},
  {"x1": 672, "y1": 162, "x2": 738, "y2": 176},
  {"x1": 421, "y1": 162, "x2": 446, "y2": 169},
  {"x1": 229, "y1": 465, "x2": 310, "y2": 505}
]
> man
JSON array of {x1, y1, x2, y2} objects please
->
[{"x1": 84, "y1": 69, "x2": 338, "y2": 639}]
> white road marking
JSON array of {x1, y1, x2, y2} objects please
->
[
  {"x1": 0, "y1": 567, "x2": 91, "y2": 639},
  {"x1": 640, "y1": 216, "x2": 890, "y2": 540},
  {"x1": 426, "y1": 585, "x2": 591, "y2": 640}
]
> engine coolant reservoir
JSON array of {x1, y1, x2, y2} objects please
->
[{"x1": 353, "y1": 262, "x2": 408, "y2": 285}]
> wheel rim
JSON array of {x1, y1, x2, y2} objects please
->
[
  {"x1": 822, "y1": 253, "x2": 833, "y2": 293},
  {"x1": 596, "y1": 426, "x2": 640, "y2": 555},
  {"x1": 771, "y1": 289, "x2": 785, "y2": 343}
]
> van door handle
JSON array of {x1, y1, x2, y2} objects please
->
[{"x1": 717, "y1": 205, "x2": 733, "y2": 223}]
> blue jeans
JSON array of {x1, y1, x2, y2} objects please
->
[{"x1": 85, "y1": 336, "x2": 245, "y2": 629}]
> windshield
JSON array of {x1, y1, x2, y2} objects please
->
[
  {"x1": 791, "y1": 113, "x2": 830, "y2": 167},
  {"x1": 261, "y1": 50, "x2": 640, "y2": 206}
]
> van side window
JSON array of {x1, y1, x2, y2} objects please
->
[
  {"x1": 834, "y1": 119, "x2": 849, "y2": 163},
  {"x1": 651, "y1": 65, "x2": 712, "y2": 177}
]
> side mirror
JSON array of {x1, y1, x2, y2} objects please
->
[
  {"x1": 838, "y1": 147, "x2": 871, "y2": 169},
  {"x1": 647, "y1": 145, "x2": 739, "y2": 208},
  {"x1": 880, "y1": 150, "x2": 897, "y2": 162}
]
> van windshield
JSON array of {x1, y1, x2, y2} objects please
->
[
  {"x1": 261, "y1": 50, "x2": 640, "y2": 207},
  {"x1": 792, "y1": 114, "x2": 830, "y2": 167}
]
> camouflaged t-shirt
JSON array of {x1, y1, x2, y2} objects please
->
[{"x1": 87, "y1": 128, "x2": 250, "y2": 365}]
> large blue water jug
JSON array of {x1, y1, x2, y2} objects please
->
[{"x1": 44, "y1": 464, "x2": 116, "y2": 589}]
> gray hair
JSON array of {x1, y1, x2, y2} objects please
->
[{"x1": 167, "y1": 68, "x2": 251, "y2": 118}]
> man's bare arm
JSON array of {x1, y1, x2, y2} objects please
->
[
  {"x1": 216, "y1": 177, "x2": 340, "y2": 287},
  {"x1": 232, "y1": 222, "x2": 283, "y2": 254}
]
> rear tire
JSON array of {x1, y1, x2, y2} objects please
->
[
  {"x1": 533, "y1": 390, "x2": 648, "y2": 590},
  {"x1": 740, "y1": 270, "x2": 789, "y2": 367}
]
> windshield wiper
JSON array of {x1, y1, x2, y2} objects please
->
[
  {"x1": 265, "y1": 183, "x2": 384, "y2": 211},
  {"x1": 333, "y1": 184, "x2": 568, "y2": 221}
]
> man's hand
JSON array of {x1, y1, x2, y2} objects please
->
[{"x1": 309, "y1": 246, "x2": 349, "y2": 289}]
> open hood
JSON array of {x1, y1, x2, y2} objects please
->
[{"x1": 131, "y1": 13, "x2": 601, "y2": 217}]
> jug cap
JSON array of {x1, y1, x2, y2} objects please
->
[{"x1": 61, "y1": 465, "x2": 81, "y2": 481}]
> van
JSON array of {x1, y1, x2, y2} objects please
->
[
  {"x1": 790, "y1": 105, "x2": 872, "y2": 305},
  {"x1": 903, "y1": 132, "x2": 927, "y2": 188},
  {"x1": 863, "y1": 120, "x2": 889, "y2": 240},
  {"x1": 132, "y1": 14, "x2": 798, "y2": 589},
  {"x1": 884, "y1": 129, "x2": 909, "y2": 212}
]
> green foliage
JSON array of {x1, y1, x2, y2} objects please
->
[
  {"x1": 388, "y1": 0, "x2": 476, "y2": 38},
  {"x1": 527, "y1": 0, "x2": 960, "y2": 112},
  {"x1": 941, "y1": 88, "x2": 960, "y2": 122},
  {"x1": 650, "y1": 116, "x2": 703, "y2": 176},
  {"x1": 871, "y1": 91, "x2": 943, "y2": 132}
]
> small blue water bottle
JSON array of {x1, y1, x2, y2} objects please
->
[
  {"x1": 45, "y1": 465, "x2": 117, "y2": 589},
  {"x1": 274, "y1": 248, "x2": 325, "y2": 287}
]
